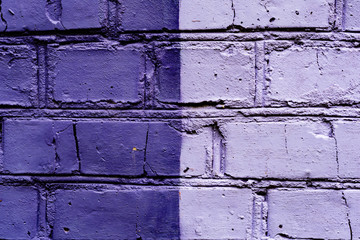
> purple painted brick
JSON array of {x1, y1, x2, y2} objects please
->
[
  {"x1": 145, "y1": 123, "x2": 181, "y2": 176},
  {"x1": 223, "y1": 122, "x2": 337, "y2": 179},
  {"x1": 179, "y1": 188, "x2": 252, "y2": 239},
  {"x1": 344, "y1": 190, "x2": 360, "y2": 238},
  {"x1": 0, "y1": 186, "x2": 38, "y2": 239},
  {"x1": 3, "y1": 120, "x2": 77, "y2": 174},
  {"x1": 77, "y1": 122, "x2": 181, "y2": 176},
  {"x1": 1, "y1": 0, "x2": 105, "y2": 32},
  {"x1": 137, "y1": 190, "x2": 180, "y2": 238},
  {"x1": 120, "y1": 0, "x2": 179, "y2": 31},
  {"x1": 157, "y1": 48, "x2": 181, "y2": 102},
  {"x1": 52, "y1": 189, "x2": 179, "y2": 239},
  {"x1": 344, "y1": 0, "x2": 360, "y2": 31},
  {"x1": 268, "y1": 190, "x2": 349, "y2": 239},
  {"x1": 49, "y1": 46, "x2": 143, "y2": 105},
  {"x1": 1, "y1": 0, "x2": 57, "y2": 32},
  {"x1": 334, "y1": 121, "x2": 360, "y2": 178},
  {"x1": 0, "y1": 46, "x2": 36, "y2": 106},
  {"x1": 62, "y1": 0, "x2": 104, "y2": 30},
  {"x1": 77, "y1": 122, "x2": 148, "y2": 175}
]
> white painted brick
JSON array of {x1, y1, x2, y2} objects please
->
[
  {"x1": 179, "y1": 0, "x2": 233, "y2": 30},
  {"x1": 179, "y1": 188, "x2": 252, "y2": 239},
  {"x1": 180, "y1": 42, "x2": 255, "y2": 105},
  {"x1": 343, "y1": 190, "x2": 360, "y2": 239},
  {"x1": 222, "y1": 122, "x2": 337, "y2": 178},
  {"x1": 334, "y1": 121, "x2": 360, "y2": 178},
  {"x1": 233, "y1": 0, "x2": 333, "y2": 29},
  {"x1": 268, "y1": 190, "x2": 349, "y2": 239},
  {"x1": 180, "y1": 128, "x2": 211, "y2": 177},
  {"x1": 266, "y1": 45, "x2": 360, "y2": 106},
  {"x1": 344, "y1": 0, "x2": 360, "y2": 31}
]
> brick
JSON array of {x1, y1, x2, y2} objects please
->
[
  {"x1": 158, "y1": 43, "x2": 255, "y2": 105},
  {"x1": 1, "y1": 0, "x2": 105, "y2": 32},
  {"x1": 179, "y1": 188, "x2": 252, "y2": 239},
  {"x1": 3, "y1": 120, "x2": 77, "y2": 174},
  {"x1": 223, "y1": 122, "x2": 337, "y2": 178},
  {"x1": 180, "y1": 127, "x2": 212, "y2": 177},
  {"x1": 233, "y1": 0, "x2": 332, "y2": 29},
  {"x1": 0, "y1": 186, "x2": 38, "y2": 239},
  {"x1": 78, "y1": 122, "x2": 200, "y2": 176},
  {"x1": 0, "y1": 46, "x2": 36, "y2": 107},
  {"x1": 77, "y1": 122, "x2": 148, "y2": 176},
  {"x1": 334, "y1": 121, "x2": 360, "y2": 178},
  {"x1": 343, "y1": 190, "x2": 360, "y2": 238},
  {"x1": 179, "y1": 0, "x2": 233, "y2": 30},
  {"x1": 268, "y1": 190, "x2": 349, "y2": 239},
  {"x1": 49, "y1": 46, "x2": 143, "y2": 105},
  {"x1": 137, "y1": 190, "x2": 180, "y2": 239},
  {"x1": 266, "y1": 45, "x2": 360, "y2": 106},
  {"x1": 344, "y1": 0, "x2": 360, "y2": 31},
  {"x1": 145, "y1": 123, "x2": 181, "y2": 176},
  {"x1": 120, "y1": 0, "x2": 179, "y2": 31},
  {"x1": 1, "y1": 0, "x2": 57, "y2": 32},
  {"x1": 156, "y1": 48, "x2": 181, "y2": 102},
  {"x1": 61, "y1": 0, "x2": 104, "y2": 30},
  {"x1": 53, "y1": 189, "x2": 179, "y2": 239}
]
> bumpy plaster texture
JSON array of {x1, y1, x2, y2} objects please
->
[{"x1": 0, "y1": 0, "x2": 359, "y2": 239}]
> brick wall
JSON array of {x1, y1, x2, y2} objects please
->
[{"x1": 0, "y1": 0, "x2": 360, "y2": 239}]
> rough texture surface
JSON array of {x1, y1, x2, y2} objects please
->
[
  {"x1": 223, "y1": 122, "x2": 337, "y2": 179},
  {"x1": 0, "y1": 186, "x2": 38, "y2": 239},
  {"x1": 268, "y1": 190, "x2": 349, "y2": 239},
  {"x1": 0, "y1": 0, "x2": 358, "y2": 239}
]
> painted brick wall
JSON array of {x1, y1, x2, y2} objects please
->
[{"x1": 0, "y1": 0, "x2": 359, "y2": 239}]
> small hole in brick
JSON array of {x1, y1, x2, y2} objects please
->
[
  {"x1": 232, "y1": 228, "x2": 234, "y2": 231},
  {"x1": 110, "y1": 86, "x2": 114, "y2": 89},
  {"x1": 279, "y1": 224, "x2": 283, "y2": 228},
  {"x1": 183, "y1": 167, "x2": 190, "y2": 173},
  {"x1": 295, "y1": 10, "x2": 299, "y2": 15},
  {"x1": 27, "y1": 231, "x2": 31, "y2": 236},
  {"x1": 269, "y1": 17, "x2": 276, "y2": 22},
  {"x1": 63, "y1": 227, "x2": 70, "y2": 233},
  {"x1": 68, "y1": 202, "x2": 72, "y2": 206}
]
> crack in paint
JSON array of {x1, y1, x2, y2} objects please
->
[
  {"x1": 72, "y1": 123, "x2": 81, "y2": 173},
  {"x1": 342, "y1": 192, "x2": 353, "y2": 240},
  {"x1": 45, "y1": 0, "x2": 65, "y2": 29},
  {"x1": 52, "y1": 124, "x2": 72, "y2": 172},
  {"x1": 284, "y1": 124, "x2": 289, "y2": 155},
  {"x1": 327, "y1": 121, "x2": 339, "y2": 177},
  {"x1": 143, "y1": 124, "x2": 149, "y2": 175},
  {"x1": 0, "y1": 0, "x2": 7, "y2": 32},
  {"x1": 316, "y1": 50, "x2": 324, "y2": 75},
  {"x1": 231, "y1": 0, "x2": 236, "y2": 25}
]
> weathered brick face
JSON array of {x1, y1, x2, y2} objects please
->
[{"x1": 0, "y1": 0, "x2": 359, "y2": 239}]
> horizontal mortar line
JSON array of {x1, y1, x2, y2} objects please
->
[
  {"x1": 0, "y1": 107, "x2": 360, "y2": 118},
  {"x1": 3, "y1": 175, "x2": 360, "y2": 185},
  {"x1": 1, "y1": 29, "x2": 360, "y2": 40},
  {"x1": 0, "y1": 28, "x2": 336, "y2": 37}
]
